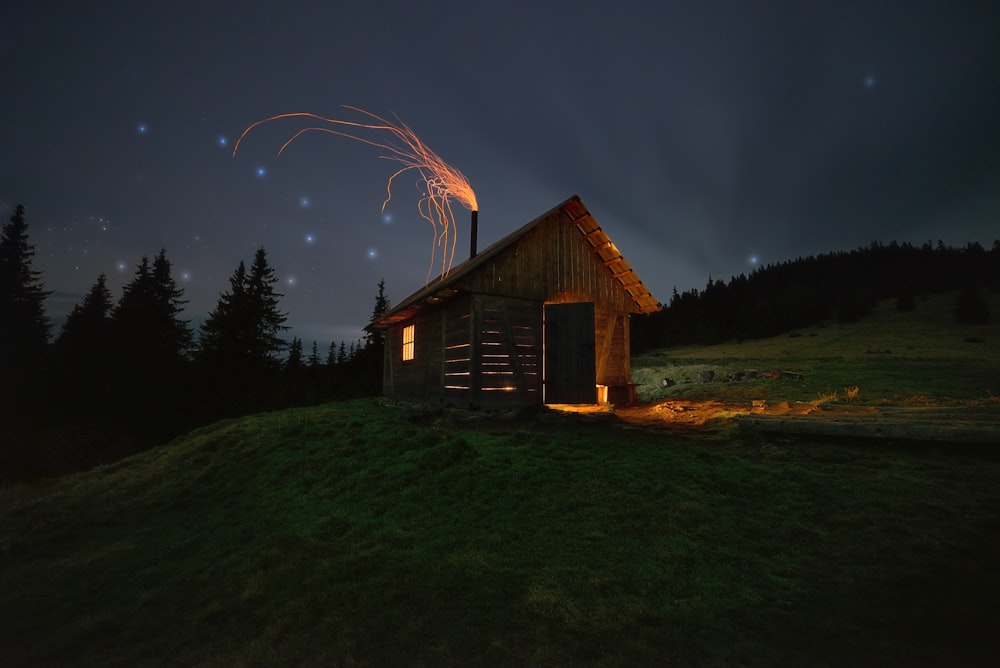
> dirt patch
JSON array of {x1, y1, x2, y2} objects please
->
[{"x1": 553, "y1": 399, "x2": 1000, "y2": 444}]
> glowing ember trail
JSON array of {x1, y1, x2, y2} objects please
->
[{"x1": 233, "y1": 106, "x2": 478, "y2": 281}]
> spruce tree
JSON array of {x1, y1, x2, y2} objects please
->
[
  {"x1": 198, "y1": 248, "x2": 288, "y2": 368},
  {"x1": 308, "y1": 340, "x2": 321, "y2": 369},
  {"x1": 151, "y1": 249, "x2": 192, "y2": 359},
  {"x1": 285, "y1": 337, "x2": 304, "y2": 372},
  {"x1": 113, "y1": 250, "x2": 191, "y2": 366},
  {"x1": 57, "y1": 273, "x2": 115, "y2": 358},
  {"x1": 0, "y1": 204, "x2": 51, "y2": 364},
  {"x1": 198, "y1": 260, "x2": 250, "y2": 366},
  {"x1": 1, "y1": 204, "x2": 51, "y2": 477},
  {"x1": 363, "y1": 278, "x2": 390, "y2": 348},
  {"x1": 247, "y1": 247, "x2": 289, "y2": 362}
]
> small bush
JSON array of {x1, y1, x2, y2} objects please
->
[
  {"x1": 954, "y1": 287, "x2": 990, "y2": 325},
  {"x1": 896, "y1": 292, "x2": 916, "y2": 312}
]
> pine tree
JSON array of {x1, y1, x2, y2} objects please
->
[
  {"x1": 198, "y1": 248, "x2": 288, "y2": 367},
  {"x1": 326, "y1": 341, "x2": 337, "y2": 366},
  {"x1": 112, "y1": 250, "x2": 191, "y2": 366},
  {"x1": 107, "y1": 250, "x2": 192, "y2": 443},
  {"x1": 363, "y1": 278, "x2": 390, "y2": 348},
  {"x1": 308, "y1": 340, "x2": 321, "y2": 368},
  {"x1": 197, "y1": 260, "x2": 251, "y2": 366},
  {"x1": 151, "y1": 249, "x2": 192, "y2": 359},
  {"x1": 286, "y1": 337, "x2": 304, "y2": 371},
  {"x1": 247, "y1": 247, "x2": 289, "y2": 362},
  {"x1": 1, "y1": 204, "x2": 52, "y2": 474},
  {"x1": 0, "y1": 204, "x2": 51, "y2": 363},
  {"x1": 57, "y1": 273, "x2": 115, "y2": 357}
]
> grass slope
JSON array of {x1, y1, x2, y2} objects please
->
[
  {"x1": 2, "y1": 397, "x2": 999, "y2": 666},
  {"x1": 632, "y1": 291, "x2": 1000, "y2": 405}
]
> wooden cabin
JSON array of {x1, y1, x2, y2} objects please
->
[{"x1": 374, "y1": 195, "x2": 659, "y2": 408}]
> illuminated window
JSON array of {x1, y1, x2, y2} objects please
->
[{"x1": 402, "y1": 324, "x2": 415, "y2": 362}]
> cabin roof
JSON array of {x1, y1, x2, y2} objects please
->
[{"x1": 374, "y1": 195, "x2": 660, "y2": 327}]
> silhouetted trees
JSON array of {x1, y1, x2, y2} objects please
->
[
  {"x1": 286, "y1": 337, "x2": 304, "y2": 372},
  {"x1": 113, "y1": 250, "x2": 192, "y2": 368},
  {"x1": 633, "y1": 239, "x2": 1000, "y2": 351},
  {"x1": 1, "y1": 204, "x2": 52, "y2": 481},
  {"x1": 0, "y1": 201, "x2": 395, "y2": 483},
  {"x1": 1, "y1": 204, "x2": 51, "y2": 374},
  {"x1": 354, "y1": 277, "x2": 390, "y2": 396},
  {"x1": 57, "y1": 273, "x2": 115, "y2": 355},
  {"x1": 198, "y1": 247, "x2": 288, "y2": 370},
  {"x1": 196, "y1": 248, "x2": 290, "y2": 415}
]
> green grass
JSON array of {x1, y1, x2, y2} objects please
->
[
  {"x1": 632, "y1": 291, "x2": 1000, "y2": 405},
  {"x1": 2, "y1": 397, "x2": 999, "y2": 666}
]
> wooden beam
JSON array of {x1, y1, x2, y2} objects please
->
[{"x1": 596, "y1": 313, "x2": 618, "y2": 384}]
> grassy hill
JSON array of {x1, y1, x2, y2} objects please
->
[
  {"x1": 2, "y1": 292, "x2": 999, "y2": 666},
  {"x1": 632, "y1": 291, "x2": 1000, "y2": 405}
]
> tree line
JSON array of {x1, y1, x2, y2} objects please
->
[
  {"x1": 1, "y1": 204, "x2": 389, "y2": 483},
  {"x1": 632, "y1": 239, "x2": 999, "y2": 352}
]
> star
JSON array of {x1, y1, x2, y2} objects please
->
[
  {"x1": 864, "y1": 74, "x2": 876, "y2": 89},
  {"x1": 367, "y1": 248, "x2": 378, "y2": 260},
  {"x1": 136, "y1": 122, "x2": 149, "y2": 135},
  {"x1": 304, "y1": 233, "x2": 316, "y2": 245},
  {"x1": 217, "y1": 136, "x2": 229, "y2": 147},
  {"x1": 256, "y1": 166, "x2": 267, "y2": 178},
  {"x1": 299, "y1": 196, "x2": 311, "y2": 208}
]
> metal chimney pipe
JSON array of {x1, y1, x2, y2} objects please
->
[{"x1": 470, "y1": 210, "x2": 479, "y2": 259}]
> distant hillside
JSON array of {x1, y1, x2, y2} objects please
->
[{"x1": 633, "y1": 240, "x2": 1000, "y2": 351}]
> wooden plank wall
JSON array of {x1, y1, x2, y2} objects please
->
[
  {"x1": 452, "y1": 211, "x2": 637, "y2": 314},
  {"x1": 476, "y1": 297, "x2": 541, "y2": 405},
  {"x1": 384, "y1": 295, "x2": 467, "y2": 403},
  {"x1": 441, "y1": 295, "x2": 544, "y2": 408}
]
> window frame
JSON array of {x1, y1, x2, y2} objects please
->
[{"x1": 401, "y1": 323, "x2": 415, "y2": 362}]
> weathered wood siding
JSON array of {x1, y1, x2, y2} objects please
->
[
  {"x1": 476, "y1": 296, "x2": 541, "y2": 407},
  {"x1": 383, "y1": 295, "x2": 462, "y2": 403},
  {"x1": 385, "y1": 294, "x2": 542, "y2": 408},
  {"x1": 449, "y1": 210, "x2": 637, "y2": 314}
]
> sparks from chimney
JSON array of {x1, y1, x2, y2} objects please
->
[{"x1": 233, "y1": 106, "x2": 478, "y2": 281}]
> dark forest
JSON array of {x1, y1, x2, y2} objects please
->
[
  {"x1": 632, "y1": 239, "x2": 998, "y2": 351},
  {"x1": 1, "y1": 204, "x2": 388, "y2": 484}
]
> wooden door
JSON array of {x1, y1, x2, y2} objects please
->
[{"x1": 543, "y1": 302, "x2": 596, "y2": 404}]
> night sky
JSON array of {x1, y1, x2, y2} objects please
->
[{"x1": 4, "y1": 1, "x2": 999, "y2": 348}]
